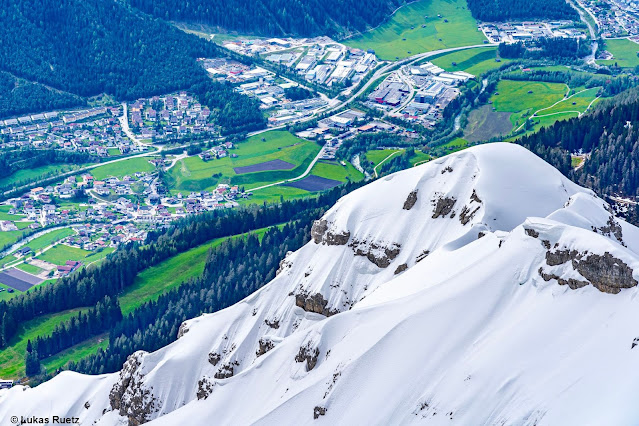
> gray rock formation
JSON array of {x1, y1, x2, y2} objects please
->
[
  {"x1": 295, "y1": 292, "x2": 339, "y2": 317},
  {"x1": 403, "y1": 190, "x2": 418, "y2": 210}
]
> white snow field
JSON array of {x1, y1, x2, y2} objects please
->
[{"x1": 2, "y1": 143, "x2": 639, "y2": 425}]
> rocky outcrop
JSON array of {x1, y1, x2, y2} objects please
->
[
  {"x1": 459, "y1": 205, "x2": 480, "y2": 225},
  {"x1": 540, "y1": 248, "x2": 638, "y2": 294},
  {"x1": 441, "y1": 166, "x2": 453, "y2": 174},
  {"x1": 214, "y1": 361, "x2": 239, "y2": 379},
  {"x1": 403, "y1": 190, "x2": 418, "y2": 210},
  {"x1": 311, "y1": 220, "x2": 328, "y2": 244},
  {"x1": 394, "y1": 263, "x2": 408, "y2": 275},
  {"x1": 524, "y1": 228, "x2": 539, "y2": 238},
  {"x1": 208, "y1": 352, "x2": 221, "y2": 366},
  {"x1": 314, "y1": 406, "x2": 327, "y2": 419},
  {"x1": 416, "y1": 250, "x2": 430, "y2": 263},
  {"x1": 196, "y1": 377, "x2": 215, "y2": 400},
  {"x1": 256, "y1": 338, "x2": 275, "y2": 357},
  {"x1": 295, "y1": 292, "x2": 339, "y2": 317},
  {"x1": 470, "y1": 189, "x2": 482, "y2": 204},
  {"x1": 349, "y1": 239, "x2": 401, "y2": 268},
  {"x1": 593, "y1": 215, "x2": 625, "y2": 246},
  {"x1": 295, "y1": 343, "x2": 320, "y2": 371},
  {"x1": 311, "y1": 219, "x2": 350, "y2": 245},
  {"x1": 432, "y1": 196, "x2": 456, "y2": 219},
  {"x1": 538, "y1": 267, "x2": 589, "y2": 290},
  {"x1": 264, "y1": 318, "x2": 280, "y2": 329},
  {"x1": 109, "y1": 352, "x2": 158, "y2": 426},
  {"x1": 176, "y1": 322, "x2": 189, "y2": 339}
]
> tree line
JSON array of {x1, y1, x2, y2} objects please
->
[
  {"x1": 467, "y1": 0, "x2": 579, "y2": 22},
  {"x1": 0, "y1": 180, "x2": 365, "y2": 353},
  {"x1": 0, "y1": 72, "x2": 85, "y2": 119},
  {"x1": 129, "y1": 0, "x2": 404, "y2": 37},
  {"x1": 69, "y1": 220, "x2": 311, "y2": 375},
  {"x1": 516, "y1": 87, "x2": 639, "y2": 200}
]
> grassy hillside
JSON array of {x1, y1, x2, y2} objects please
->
[{"x1": 345, "y1": 0, "x2": 487, "y2": 61}]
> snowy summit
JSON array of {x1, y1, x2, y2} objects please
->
[{"x1": 3, "y1": 143, "x2": 639, "y2": 425}]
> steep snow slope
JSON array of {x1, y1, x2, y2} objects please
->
[{"x1": 2, "y1": 143, "x2": 638, "y2": 426}]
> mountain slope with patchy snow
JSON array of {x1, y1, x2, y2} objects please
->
[{"x1": 2, "y1": 143, "x2": 639, "y2": 426}]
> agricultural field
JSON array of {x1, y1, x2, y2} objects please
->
[
  {"x1": 90, "y1": 157, "x2": 156, "y2": 180},
  {"x1": 598, "y1": 39, "x2": 639, "y2": 68},
  {"x1": 168, "y1": 131, "x2": 321, "y2": 194},
  {"x1": 363, "y1": 149, "x2": 402, "y2": 169},
  {"x1": 430, "y1": 47, "x2": 510, "y2": 76},
  {"x1": 344, "y1": 0, "x2": 487, "y2": 61}
]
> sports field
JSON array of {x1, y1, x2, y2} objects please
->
[{"x1": 344, "y1": 0, "x2": 487, "y2": 61}]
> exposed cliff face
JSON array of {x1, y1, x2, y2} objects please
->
[
  {"x1": 311, "y1": 219, "x2": 350, "y2": 246},
  {"x1": 540, "y1": 249, "x2": 638, "y2": 294},
  {"x1": 295, "y1": 292, "x2": 340, "y2": 317},
  {"x1": 109, "y1": 353, "x2": 158, "y2": 426},
  {"x1": 8, "y1": 144, "x2": 639, "y2": 426},
  {"x1": 349, "y1": 239, "x2": 401, "y2": 268},
  {"x1": 403, "y1": 190, "x2": 418, "y2": 210}
]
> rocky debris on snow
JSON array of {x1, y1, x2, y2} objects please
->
[
  {"x1": 459, "y1": 205, "x2": 480, "y2": 225},
  {"x1": 197, "y1": 377, "x2": 215, "y2": 400},
  {"x1": 295, "y1": 292, "x2": 339, "y2": 317},
  {"x1": 416, "y1": 250, "x2": 430, "y2": 263},
  {"x1": 311, "y1": 219, "x2": 350, "y2": 246},
  {"x1": 256, "y1": 338, "x2": 275, "y2": 357},
  {"x1": 349, "y1": 239, "x2": 401, "y2": 268},
  {"x1": 524, "y1": 228, "x2": 540, "y2": 238},
  {"x1": 540, "y1": 248, "x2": 638, "y2": 293},
  {"x1": 431, "y1": 195, "x2": 456, "y2": 219},
  {"x1": 264, "y1": 318, "x2": 280, "y2": 329},
  {"x1": 394, "y1": 263, "x2": 408, "y2": 275},
  {"x1": 470, "y1": 189, "x2": 482, "y2": 204},
  {"x1": 109, "y1": 353, "x2": 158, "y2": 426},
  {"x1": 403, "y1": 190, "x2": 418, "y2": 210},
  {"x1": 313, "y1": 406, "x2": 327, "y2": 419},
  {"x1": 632, "y1": 338, "x2": 639, "y2": 349},
  {"x1": 441, "y1": 166, "x2": 453, "y2": 174},
  {"x1": 214, "y1": 361, "x2": 239, "y2": 379},
  {"x1": 208, "y1": 352, "x2": 221, "y2": 366},
  {"x1": 593, "y1": 215, "x2": 625, "y2": 246},
  {"x1": 177, "y1": 322, "x2": 189, "y2": 339},
  {"x1": 295, "y1": 343, "x2": 320, "y2": 372},
  {"x1": 84, "y1": 401, "x2": 90, "y2": 409},
  {"x1": 277, "y1": 255, "x2": 294, "y2": 276}
]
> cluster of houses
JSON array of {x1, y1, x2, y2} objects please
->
[
  {"x1": 581, "y1": 0, "x2": 639, "y2": 38},
  {"x1": 0, "y1": 106, "x2": 145, "y2": 157},
  {"x1": 479, "y1": 21, "x2": 587, "y2": 43},
  {"x1": 128, "y1": 93, "x2": 217, "y2": 141},
  {"x1": 199, "y1": 141, "x2": 236, "y2": 161}
]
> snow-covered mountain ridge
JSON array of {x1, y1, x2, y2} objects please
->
[{"x1": 3, "y1": 143, "x2": 639, "y2": 425}]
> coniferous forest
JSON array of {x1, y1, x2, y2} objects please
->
[
  {"x1": 0, "y1": 182, "x2": 364, "y2": 371},
  {"x1": 466, "y1": 0, "x2": 579, "y2": 22},
  {"x1": 129, "y1": 0, "x2": 405, "y2": 37},
  {"x1": 517, "y1": 88, "x2": 639, "y2": 199}
]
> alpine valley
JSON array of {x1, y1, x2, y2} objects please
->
[{"x1": 3, "y1": 143, "x2": 639, "y2": 425}]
